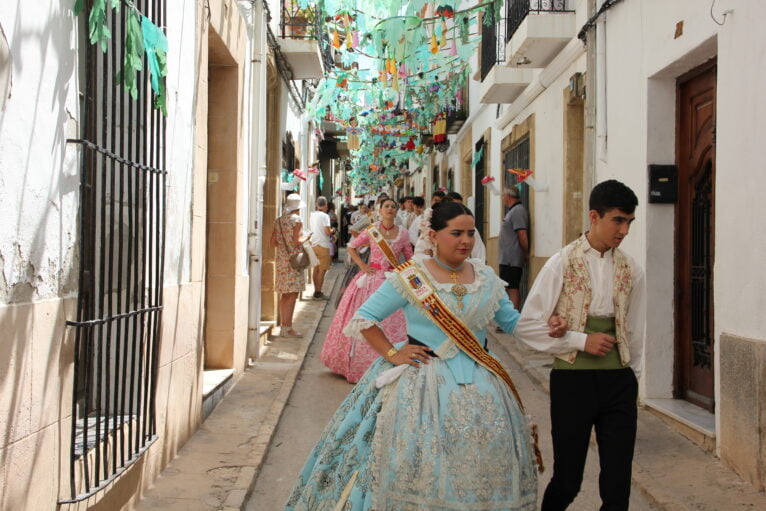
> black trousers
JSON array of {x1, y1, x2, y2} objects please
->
[{"x1": 541, "y1": 368, "x2": 638, "y2": 511}]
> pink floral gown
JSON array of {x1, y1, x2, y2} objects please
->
[{"x1": 320, "y1": 225, "x2": 413, "y2": 383}]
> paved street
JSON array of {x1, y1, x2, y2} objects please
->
[{"x1": 246, "y1": 272, "x2": 658, "y2": 511}]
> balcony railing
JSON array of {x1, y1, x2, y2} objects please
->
[
  {"x1": 480, "y1": 16, "x2": 506, "y2": 81},
  {"x1": 506, "y1": 0, "x2": 573, "y2": 43},
  {"x1": 279, "y1": 0, "x2": 334, "y2": 73}
]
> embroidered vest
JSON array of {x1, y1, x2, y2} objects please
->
[{"x1": 553, "y1": 235, "x2": 633, "y2": 366}]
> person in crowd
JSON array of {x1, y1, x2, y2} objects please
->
[
  {"x1": 286, "y1": 201, "x2": 567, "y2": 510},
  {"x1": 431, "y1": 189, "x2": 446, "y2": 205},
  {"x1": 327, "y1": 202, "x2": 339, "y2": 261},
  {"x1": 320, "y1": 198, "x2": 413, "y2": 383},
  {"x1": 514, "y1": 180, "x2": 645, "y2": 511},
  {"x1": 337, "y1": 202, "x2": 373, "y2": 308},
  {"x1": 407, "y1": 196, "x2": 426, "y2": 246},
  {"x1": 270, "y1": 193, "x2": 309, "y2": 337},
  {"x1": 443, "y1": 191, "x2": 486, "y2": 261},
  {"x1": 309, "y1": 196, "x2": 335, "y2": 300},
  {"x1": 349, "y1": 202, "x2": 367, "y2": 227},
  {"x1": 499, "y1": 186, "x2": 530, "y2": 310},
  {"x1": 395, "y1": 196, "x2": 414, "y2": 228}
]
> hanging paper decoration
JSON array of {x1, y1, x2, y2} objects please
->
[
  {"x1": 293, "y1": 168, "x2": 308, "y2": 180},
  {"x1": 481, "y1": 176, "x2": 500, "y2": 196},
  {"x1": 305, "y1": 0, "x2": 504, "y2": 192},
  {"x1": 506, "y1": 168, "x2": 534, "y2": 181},
  {"x1": 347, "y1": 118, "x2": 362, "y2": 150},
  {"x1": 433, "y1": 113, "x2": 447, "y2": 144}
]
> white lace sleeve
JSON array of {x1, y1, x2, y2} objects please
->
[{"x1": 342, "y1": 317, "x2": 381, "y2": 341}]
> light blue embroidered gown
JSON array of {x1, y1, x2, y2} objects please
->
[{"x1": 284, "y1": 255, "x2": 538, "y2": 510}]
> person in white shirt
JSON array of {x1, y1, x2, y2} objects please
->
[
  {"x1": 394, "y1": 196, "x2": 413, "y2": 228},
  {"x1": 309, "y1": 196, "x2": 335, "y2": 299},
  {"x1": 349, "y1": 202, "x2": 366, "y2": 227},
  {"x1": 514, "y1": 180, "x2": 646, "y2": 511},
  {"x1": 407, "y1": 196, "x2": 426, "y2": 245}
]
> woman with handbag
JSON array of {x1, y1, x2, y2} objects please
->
[
  {"x1": 319, "y1": 198, "x2": 413, "y2": 383},
  {"x1": 271, "y1": 193, "x2": 310, "y2": 338},
  {"x1": 285, "y1": 201, "x2": 568, "y2": 510}
]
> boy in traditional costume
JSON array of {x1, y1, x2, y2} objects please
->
[{"x1": 514, "y1": 179, "x2": 645, "y2": 510}]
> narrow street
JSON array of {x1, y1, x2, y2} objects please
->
[{"x1": 246, "y1": 267, "x2": 658, "y2": 510}]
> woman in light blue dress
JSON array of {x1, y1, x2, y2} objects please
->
[{"x1": 285, "y1": 202, "x2": 557, "y2": 511}]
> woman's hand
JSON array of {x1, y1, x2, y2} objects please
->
[
  {"x1": 389, "y1": 344, "x2": 433, "y2": 367},
  {"x1": 361, "y1": 264, "x2": 378, "y2": 275},
  {"x1": 547, "y1": 314, "x2": 568, "y2": 338}
]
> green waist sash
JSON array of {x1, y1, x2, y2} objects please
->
[{"x1": 553, "y1": 316, "x2": 622, "y2": 370}]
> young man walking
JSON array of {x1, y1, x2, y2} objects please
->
[
  {"x1": 309, "y1": 196, "x2": 335, "y2": 300},
  {"x1": 514, "y1": 180, "x2": 645, "y2": 511}
]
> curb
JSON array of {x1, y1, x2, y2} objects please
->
[{"x1": 237, "y1": 271, "x2": 341, "y2": 510}]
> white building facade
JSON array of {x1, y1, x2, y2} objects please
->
[{"x1": 442, "y1": 0, "x2": 766, "y2": 492}]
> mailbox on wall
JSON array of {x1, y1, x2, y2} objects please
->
[{"x1": 648, "y1": 164, "x2": 678, "y2": 203}]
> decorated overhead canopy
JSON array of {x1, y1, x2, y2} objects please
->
[{"x1": 303, "y1": 0, "x2": 501, "y2": 192}]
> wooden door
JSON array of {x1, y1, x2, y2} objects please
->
[{"x1": 675, "y1": 60, "x2": 716, "y2": 411}]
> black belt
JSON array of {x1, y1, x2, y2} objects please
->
[{"x1": 408, "y1": 335, "x2": 489, "y2": 357}]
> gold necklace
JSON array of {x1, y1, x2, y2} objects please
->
[{"x1": 434, "y1": 256, "x2": 468, "y2": 309}]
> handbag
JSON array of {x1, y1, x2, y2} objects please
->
[{"x1": 276, "y1": 215, "x2": 311, "y2": 270}]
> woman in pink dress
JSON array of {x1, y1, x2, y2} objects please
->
[{"x1": 320, "y1": 198, "x2": 413, "y2": 382}]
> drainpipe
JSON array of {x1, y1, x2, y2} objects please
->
[
  {"x1": 247, "y1": 0, "x2": 268, "y2": 360},
  {"x1": 583, "y1": 0, "x2": 598, "y2": 228},
  {"x1": 595, "y1": 2, "x2": 608, "y2": 165}
]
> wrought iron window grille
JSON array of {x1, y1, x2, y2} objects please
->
[{"x1": 61, "y1": 0, "x2": 167, "y2": 503}]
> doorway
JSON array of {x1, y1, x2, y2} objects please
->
[
  {"x1": 675, "y1": 60, "x2": 716, "y2": 411},
  {"x1": 503, "y1": 137, "x2": 530, "y2": 306}
]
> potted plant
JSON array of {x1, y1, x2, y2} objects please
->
[{"x1": 287, "y1": 7, "x2": 316, "y2": 38}]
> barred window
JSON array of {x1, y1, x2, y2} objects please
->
[{"x1": 63, "y1": 0, "x2": 167, "y2": 503}]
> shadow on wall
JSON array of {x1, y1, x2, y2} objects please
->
[
  {"x1": 1, "y1": 21, "x2": 11, "y2": 112},
  {"x1": 0, "y1": 4, "x2": 204, "y2": 510}
]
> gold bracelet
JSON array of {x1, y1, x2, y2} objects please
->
[{"x1": 385, "y1": 346, "x2": 398, "y2": 361}]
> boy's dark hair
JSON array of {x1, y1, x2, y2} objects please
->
[
  {"x1": 447, "y1": 191, "x2": 463, "y2": 202},
  {"x1": 412, "y1": 196, "x2": 425, "y2": 208},
  {"x1": 432, "y1": 190, "x2": 446, "y2": 199},
  {"x1": 589, "y1": 179, "x2": 638, "y2": 216}
]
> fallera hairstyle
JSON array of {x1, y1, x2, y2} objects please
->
[
  {"x1": 316, "y1": 196, "x2": 328, "y2": 208},
  {"x1": 447, "y1": 191, "x2": 463, "y2": 202},
  {"x1": 430, "y1": 201, "x2": 474, "y2": 231},
  {"x1": 412, "y1": 196, "x2": 425, "y2": 208},
  {"x1": 589, "y1": 179, "x2": 638, "y2": 216},
  {"x1": 432, "y1": 190, "x2": 446, "y2": 199}
]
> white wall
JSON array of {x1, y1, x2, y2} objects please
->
[
  {"x1": 0, "y1": 2, "x2": 81, "y2": 305},
  {"x1": 164, "y1": 1, "x2": 198, "y2": 285}
]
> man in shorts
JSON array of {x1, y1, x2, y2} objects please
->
[
  {"x1": 499, "y1": 186, "x2": 529, "y2": 310},
  {"x1": 309, "y1": 196, "x2": 335, "y2": 299}
]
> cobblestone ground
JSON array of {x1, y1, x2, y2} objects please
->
[{"x1": 245, "y1": 278, "x2": 658, "y2": 511}]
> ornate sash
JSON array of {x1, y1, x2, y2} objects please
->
[
  {"x1": 367, "y1": 224, "x2": 400, "y2": 268},
  {"x1": 394, "y1": 260, "x2": 544, "y2": 472}
]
